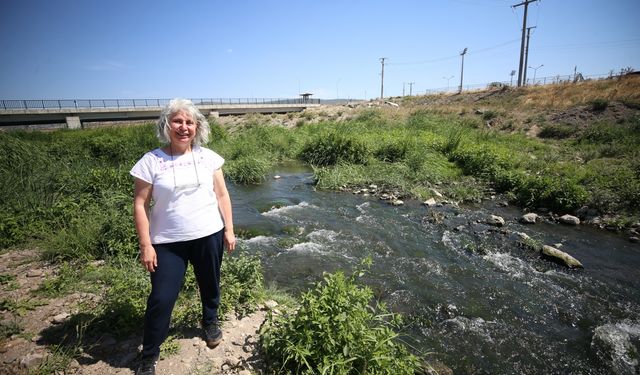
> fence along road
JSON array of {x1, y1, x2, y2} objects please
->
[{"x1": 0, "y1": 98, "x2": 321, "y2": 128}]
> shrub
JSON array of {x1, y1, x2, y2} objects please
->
[
  {"x1": 93, "y1": 262, "x2": 150, "y2": 338},
  {"x1": 299, "y1": 133, "x2": 369, "y2": 166},
  {"x1": 590, "y1": 99, "x2": 609, "y2": 112},
  {"x1": 261, "y1": 259, "x2": 419, "y2": 374},
  {"x1": 0, "y1": 213, "x2": 26, "y2": 249},
  {"x1": 354, "y1": 109, "x2": 384, "y2": 124},
  {"x1": 482, "y1": 110, "x2": 498, "y2": 121},
  {"x1": 95, "y1": 206, "x2": 139, "y2": 260},
  {"x1": 513, "y1": 175, "x2": 588, "y2": 211},
  {"x1": 374, "y1": 141, "x2": 408, "y2": 162},
  {"x1": 448, "y1": 146, "x2": 504, "y2": 178},
  {"x1": 538, "y1": 124, "x2": 577, "y2": 139},
  {"x1": 208, "y1": 122, "x2": 228, "y2": 143},
  {"x1": 85, "y1": 134, "x2": 130, "y2": 162},
  {"x1": 225, "y1": 156, "x2": 271, "y2": 184},
  {"x1": 406, "y1": 110, "x2": 435, "y2": 131},
  {"x1": 220, "y1": 252, "x2": 264, "y2": 317},
  {"x1": 441, "y1": 126, "x2": 467, "y2": 155}
]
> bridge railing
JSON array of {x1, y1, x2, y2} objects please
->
[{"x1": 1, "y1": 98, "x2": 321, "y2": 110}]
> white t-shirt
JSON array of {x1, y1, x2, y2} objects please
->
[{"x1": 130, "y1": 146, "x2": 225, "y2": 244}]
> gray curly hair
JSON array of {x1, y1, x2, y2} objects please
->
[{"x1": 156, "y1": 98, "x2": 210, "y2": 146}]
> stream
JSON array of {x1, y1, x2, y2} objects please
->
[{"x1": 228, "y1": 164, "x2": 640, "y2": 374}]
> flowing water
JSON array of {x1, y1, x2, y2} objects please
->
[{"x1": 228, "y1": 164, "x2": 640, "y2": 374}]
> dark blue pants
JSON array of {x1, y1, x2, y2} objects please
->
[{"x1": 141, "y1": 230, "x2": 224, "y2": 358}]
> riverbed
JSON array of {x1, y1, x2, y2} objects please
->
[{"x1": 229, "y1": 165, "x2": 640, "y2": 374}]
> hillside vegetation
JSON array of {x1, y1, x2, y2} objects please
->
[{"x1": 216, "y1": 74, "x2": 640, "y2": 229}]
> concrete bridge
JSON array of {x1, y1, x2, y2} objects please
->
[{"x1": 0, "y1": 98, "x2": 321, "y2": 129}]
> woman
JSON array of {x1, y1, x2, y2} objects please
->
[{"x1": 130, "y1": 98, "x2": 236, "y2": 375}]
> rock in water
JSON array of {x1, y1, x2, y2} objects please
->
[
  {"x1": 520, "y1": 213, "x2": 538, "y2": 224},
  {"x1": 591, "y1": 323, "x2": 640, "y2": 375},
  {"x1": 486, "y1": 215, "x2": 505, "y2": 227},
  {"x1": 541, "y1": 245, "x2": 583, "y2": 268}
]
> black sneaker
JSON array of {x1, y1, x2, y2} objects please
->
[
  {"x1": 136, "y1": 355, "x2": 158, "y2": 375},
  {"x1": 203, "y1": 321, "x2": 223, "y2": 348}
]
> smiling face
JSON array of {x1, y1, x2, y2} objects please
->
[{"x1": 168, "y1": 110, "x2": 197, "y2": 150}]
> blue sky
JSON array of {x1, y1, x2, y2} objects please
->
[{"x1": 1, "y1": 0, "x2": 638, "y2": 100}]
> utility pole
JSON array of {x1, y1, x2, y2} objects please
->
[
  {"x1": 523, "y1": 26, "x2": 536, "y2": 86},
  {"x1": 458, "y1": 48, "x2": 467, "y2": 94},
  {"x1": 408, "y1": 82, "x2": 415, "y2": 96},
  {"x1": 403, "y1": 82, "x2": 406, "y2": 96},
  {"x1": 513, "y1": 0, "x2": 538, "y2": 87},
  {"x1": 380, "y1": 57, "x2": 387, "y2": 99}
]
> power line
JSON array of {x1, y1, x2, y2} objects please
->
[
  {"x1": 387, "y1": 39, "x2": 520, "y2": 67},
  {"x1": 535, "y1": 38, "x2": 640, "y2": 50}
]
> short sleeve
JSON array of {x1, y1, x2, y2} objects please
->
[
  {"x1": 201, "y1": 147, "x2": 224, "y2": 171},
  {"x1": 211, "y1": 151, "x2": 225, "y2": 171},
  {"x1": 130, "y1": 152, "x2": 155, "y2": 184}
]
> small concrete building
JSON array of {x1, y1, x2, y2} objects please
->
[{"x1": 299, "y1": 93, "x2": 313, "y2": 102}]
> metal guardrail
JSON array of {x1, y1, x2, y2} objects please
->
[{"x1": 0, "y1": 98, "x2": 321, "y2": 110}]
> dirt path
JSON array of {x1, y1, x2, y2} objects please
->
[{"x1": 0, "y1": 249, "x2": 269, "y2": 374}]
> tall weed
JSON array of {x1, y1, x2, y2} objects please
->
[{"x1": 299, "y1": 132, "x2": 369, "y2": 166}]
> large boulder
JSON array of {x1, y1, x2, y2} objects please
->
[{"x1": 541, "y1": 245, "x2": 583, "y2": 268}]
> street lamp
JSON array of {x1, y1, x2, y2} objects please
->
[
  {"x1": 443, "y1": 75, "x2": 454, "y2": 92},
  {"x1": 528, "y1": 64, "x2": 543, "y2": 85},
  {"x1": 458, "y1": 48, "x2": 468, "y2": 94}
]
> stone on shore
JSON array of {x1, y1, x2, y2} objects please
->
[
  {"x1": 423, "y1": 198, "x2": 437, "y2": 207},
  {"x1": 559, "y1": 214, "x2": 580, "y2": 226},
  {"x1": 430, "y1": 189, "x2": 443, "y2": 198},
  {"x1": 541, "y1": 245, "x2": 583, "y2": 268}
]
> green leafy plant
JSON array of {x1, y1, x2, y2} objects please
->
[
  {"x1": 0, "y1": 319, "x2": 22, "y2": 341},
  {"x1": 260, "y1": 258, "x2": 420, "y2": 374},
  {"x1": 220, "y1": 251, "x2": 264, "y2": 318}
]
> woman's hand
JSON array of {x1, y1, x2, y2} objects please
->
[
  {"x1": 224, "y1": 230, "x2": 236, "y2": 254},
  {"x1": 140, "y1": 244, "x2": 157, "y2": 272}
]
